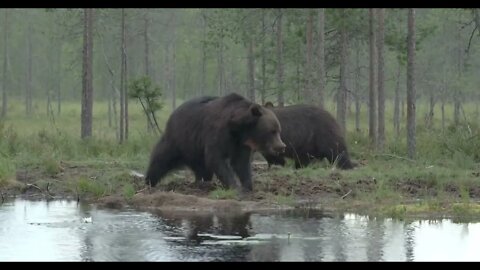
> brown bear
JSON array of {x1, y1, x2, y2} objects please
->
[
  {"x1": 145, "y1": 93, "x2": 286, "y2": 192},
  {"x1": 262, "y1": 102, "x2": 355, "y2": 170}
]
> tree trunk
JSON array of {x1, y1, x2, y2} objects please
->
[
  {"x1": 441, "y1": 100, "x2": 445, "y2": 133},
  {"x1": 81, "y1": 8, "x2": 94, "y2": 139},
  {"x1": 143, "y1": 11, "x2": 150, "y2": 78},
  {"x1": 46, "y1": 73, "x2": 53, "y2": 118},
  {"x1": 107, "y1": 84, "x2": 112, "y2": 128},
  {"x1": 354, "y1": 42, "x2": 361, "y2": 132},
  {"x1": 427, "y1": 91, "x2": 435, "y2": 129},
  {"x1": 247, "y1": 35, "x2": 255, "y2": 102},
  {"x1": 261, "y1": 9, "x2": 266, "y2": 105},
  {"x1": 337, "y1": 10, "x2": 348, "y2": 133},
  {"x1": 1, "y1": 9, "x2": 8, "y2": 118},
  {"x1": 143, "y1": 11, "x2": 152, "y2": 132},
  {"x1": 47, "y1": 93, "x2": 51, "y2": 117},
  {"x1": 376, "y1": 9, "x2": 385, "y2": 151},
  {"x1": 454, "y1": 100, "x2": 460, "y2": 125},
  {"x1": 102, "y1": 31, "x2": 119, "y2": 139},
  {"x1": 368, "y1": 9, "x2": 377, "y2": 148},
  {"x1": 476, "y1": 98, "x2": 479, "y2": 121},
  {"x1": 171, "y1": 12, "x2": 176, "y2": 110},
  {"x1": 46, "y1": 47, "x2": 53, "y2": 118},
  {"x1": 56, "y1": 41, "x2": 62, "y2": 116},
  {"x1": 230, "y1": 55, "x2": 236, "y2": 93},
  {"x1": 454, "y1": 19, "x2": 463, "y2": 126},
  {"x1": 217, "y1": 33, "x2": 225, "y2": 96},
  {"x1": 296, "y1": 46, "x2": 301, "y2": 102},
  {"x1": 124, "y1": 18, "x2": 129, "y2": 141},
  {"x1": 200, "y1": 11, "x2": 207, "y2": 96},
  {"x1": 112, "y1": 82, "x2": 119, "y2": 140},
  {"x1": 441, "y1": 68, "x2": 446, "y2": 133},
  {"x1": 407, "y1": 8, "x2": 416, "y2": 159},
  {"x1": 305, "y1": 10, "x2": 313, "y2": 104},
  {"x1": 26, "y1": 22, "x2": 33, "y2": 117},
  {"x1": 164, "y1": 43, "x2": 170, "y2": 103},
  {"x1": 276, "y1": 10, "x2": 284, "y2": 107},
  {"x1": 393, "y1": 60, "x2": 401, "y2": 136},
  {"x1": 182, "y1": 57, "x2": 192, "y2": 101},
  {"x1": 119, "y1": 8, "x2": 126, "y2": 143},
  {"x1": 317, "y1": 8, "x2": 325, "y2": 108},
  {"x1": 347, "y1": 60, "x2": 353, "y2": 115}
]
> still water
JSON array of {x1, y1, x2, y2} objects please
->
[{"x1": 0, "y1": 199, "x2": 479, "y2": 261}]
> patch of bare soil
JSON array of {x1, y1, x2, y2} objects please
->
[{"x1": 131, "y1": 191, "x2": 253, "y2": 213}]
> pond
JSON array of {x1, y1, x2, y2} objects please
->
[{"x1": 0, "y1": 199, "x2": 478, "y2": 261}]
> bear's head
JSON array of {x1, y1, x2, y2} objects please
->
[{"x1": 229, "y1": 103, "x2": 286, "y2": 156}]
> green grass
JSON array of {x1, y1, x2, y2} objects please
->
[
  {"x1": 0, "y1": 98, "x2": 170, "y2": 171},
  {"x1": 209, "y1": 188, "x2": 238, "y2": 200},
  {"x1": 375, "y1": 202, "x2": 480, "y2": 222},
  {"x1": 77, "y1": 176, "x2": 107, "y2": 199},
  {"x1": 272, "y1": 194, "x2": 295, "y2": 206},
  {"x1": 42, "y1": 156, "x2": 62, "y2": 176},
  {"x1": 0, "y1": 155, "x2": 15, "y2": 187},
  {"x1": 284, "y1": 157, "x2": 477, "y2": 198},
  {"x1": 123, "y1": 183, "x2": 136, "y2": 200},
  {"x1": 383, "y1": 205, "x2": 408, "y2": 220}
]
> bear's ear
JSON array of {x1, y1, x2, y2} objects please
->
[
  {"x1": 229, "y1": 104, "x2": 263, "y2": 131},
  {"x1": 250, "y1": 104, "x2": 263, "y2": 117},
  {"x1": 264, "y1": 101, "x2": 274, "y2": 109}
]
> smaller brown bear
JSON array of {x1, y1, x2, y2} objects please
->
[{"x1": 262, "y1": 102, "x2": 355, "y2": 170}]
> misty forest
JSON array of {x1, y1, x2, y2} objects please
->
[{"x1": 1, "y1": 8, "x2": 480, "y2": 219}]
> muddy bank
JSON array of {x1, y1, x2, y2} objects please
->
[
  {"x1": 3, "y1": 161, "x2": 480, "y2": 220},
  {"x1": 97, "y1": 192, "x2": 295, "y2": 214}
]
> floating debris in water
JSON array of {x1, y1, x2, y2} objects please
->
[
  {"x1": 202, "y1": 240, "x2": 264, "y2": 246},
  {"x1": 82, "y1": 217, "x2": 92, "y2": 223},
  {"x1": 197, "y1": 233, "x2": 243, "y2": 240}
]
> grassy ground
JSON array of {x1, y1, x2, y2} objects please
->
[{"x1": 1, "y1": 97, "x2": 480, "y2": 221}]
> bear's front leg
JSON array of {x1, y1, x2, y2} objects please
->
[
  {"x1": 231, "y1": 147, "x2": 253, "y2": 192},
  {"x1": 207, "y1": 154, "x2": 239, "y2": 190}
]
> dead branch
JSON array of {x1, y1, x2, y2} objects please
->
[
  {"x1": 373, "y1": 153, "x2": 416, "y2": 163},
  {"x1": 26, "y1": 184, "x2": 55, "y2": 199},
  {"x1": 341, "y1": 189, "x2": 352, "y2": 199},
  {"x1": 26, "y1": 183, "x2": 43, "y2": 192},
  {"x1": 466, "y1": 25, "x2": 478, "y2": 54}
]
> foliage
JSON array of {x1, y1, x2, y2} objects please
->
[{"x1": 128, "y1": 76, "x2": 164, "y2": 134}]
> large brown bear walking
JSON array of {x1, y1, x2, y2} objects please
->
[
  {"x1": 262, "y1": 102, "x2": 355, "y2": 170},
  {"x1": 145, "y1": 93, "x2": 286, "y2": 192}
]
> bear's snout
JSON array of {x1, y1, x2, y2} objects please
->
[{"x1": 274, "y1": 142, "x2": 286, "y2": 154}]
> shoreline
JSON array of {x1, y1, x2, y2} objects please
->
[{"x1": 2, "y1": 161, "x2": 480, "y2": 222}]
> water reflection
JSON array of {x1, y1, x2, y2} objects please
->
[{"x1": 0, "y1": 199, "x2": 480, "y2": 261}]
